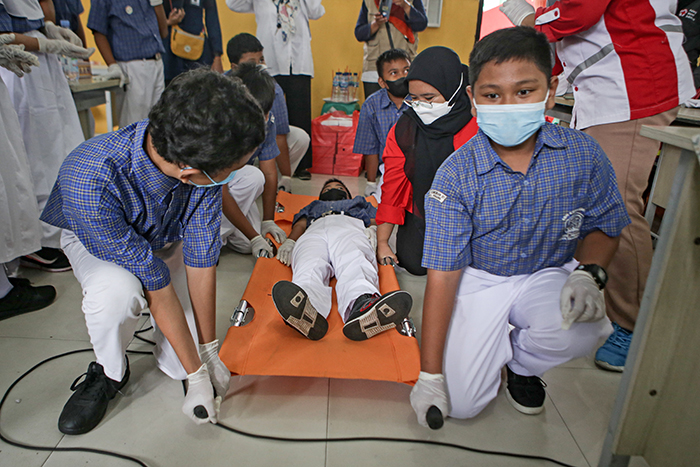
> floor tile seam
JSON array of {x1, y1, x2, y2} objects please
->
[
  {"x1": 547, "y1": 390, "x2": 593, "y2": 467},
  {"x1": 0, "y1": 335, "x2": 90, "y2": 343}
]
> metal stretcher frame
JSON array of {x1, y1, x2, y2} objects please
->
[{"x1": 219, "y1": 191, "x2": 421, "y2": 385}]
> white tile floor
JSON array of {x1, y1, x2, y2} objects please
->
[{"x1": 0, "y1": 174, "x2": 649, "y2": 467}]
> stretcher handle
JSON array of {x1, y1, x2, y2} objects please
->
[
  {"x1": 194, "y1": 405, "x2": 209, "y2": 419},
  {"x1": 380, "y1": 256, "x2": 396, "y2": 267},
  {"x1": 426, "y1": 405, "x2": 444, "y2": 430}
]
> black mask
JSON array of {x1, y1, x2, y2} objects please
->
[
  {"x1": 319, "y1": 188, "x2": 349, "y2": 201},
  {"x1": 385, "y1": 77, "x2": 409, "y2": 98}
]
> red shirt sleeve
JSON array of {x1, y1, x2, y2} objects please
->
[
  {"x1": 453, "y1": 118, "x2": 479, "y2": 148},
  {"x1": 534, "y1": 0, "x2": 612, "y2": 42},
  {"x1": 377, "y1": 125, "x2": 412, "y2": 225}
]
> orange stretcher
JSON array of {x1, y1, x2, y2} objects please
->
[{"x1": 219, "y1": 191, "x2": 421, "y2": 385}]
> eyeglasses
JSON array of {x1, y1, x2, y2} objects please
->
[{"x1": 404, "y1": 99, "x2": 435, "y2": 110}]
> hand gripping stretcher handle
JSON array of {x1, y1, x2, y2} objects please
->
[{"x1": 426, "y1": 405, "x2": 444, "y2": 430}]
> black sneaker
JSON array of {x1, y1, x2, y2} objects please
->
[
  {"x1": 21, "y1": 247, "x2": 72, "y2": 272},
  {"x1": 293, "y1": 169, "x2": 312, "y2": 181},
  {"x1": 58, "y1": 360, "x2": 130, "y2": 435},
  {"x1": 342, "y1": 290, "x2": 412, "y2": 341},
  {"x1": 272, "y1": 281, "x2": 328, "y2": 340},
  {"x1": 0, "y1": 281, "x2": 56, "y2": 321},
  {"x1": 505, "y1": 365, "x2": 546, "y2": 415}
]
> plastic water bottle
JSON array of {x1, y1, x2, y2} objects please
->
[
  {"x1": 351, "y1": 73, "x2": 359, "y2": 101},
  {"x1": 332, "y1": 72, "x2": 341, "y2": 102},
  {"x1": 340, "y1": 72, "x2": 350, "y2": 103}
]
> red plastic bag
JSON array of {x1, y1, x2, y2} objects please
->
[{"x1": 310, "y1": 111, "x2": 363, "y2": 176}]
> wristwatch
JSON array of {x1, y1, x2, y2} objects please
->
[{"x1": 576, "y1": 264, "x2": 608, "y2": 289}]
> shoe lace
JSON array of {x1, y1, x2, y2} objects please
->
[
  {"x1": 608, "y1": 323, "x2": 633, "y2": 349},
  {"x1": 69, "y1": 368, "x2": 116, "y2": 398}
]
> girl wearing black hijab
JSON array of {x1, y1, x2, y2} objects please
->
[{"x1": 376, "y1": 46, "x2": 478, "y2": 276}]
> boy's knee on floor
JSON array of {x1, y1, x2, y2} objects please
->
[{"x1": 449, "y1": 395, "x2": 491, "y2": 420}]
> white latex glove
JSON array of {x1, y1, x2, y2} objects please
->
[
  {"x1": 198, "y1": 339, "x2": 231, "y2": 398},
  {"x1": 364, "y1": 181, "x2": 378, "y2": 198},
  {"x1": 364, "y1": 225, "x2": 377, "y2": 252},
  {"x1": 95, "y1": 63, "x2": 128, "y2": 88},
  {"x1": 261, "y1": 219, "x2": 287, "y2": 244},
  {"x1": 410, "y1": 372, "x2": 450, "y2": 428},
  {"x1": 276, "y1": 238, "x2": 296, "y2": 266},
  {"x1": 43, "y1": 21, "x2": 82, "y2": 46},
  {"x1": 278, "y1": 175, "x2": 292, "y2": 193},
  {"x1": 150, "y1": 0, "x2": 163, "y2": 5},
  {"x1": 36, "y1": 36, "x2": 94, "y2": 59},
  {"x1": 0, "y1": 37, "x2": 40, "y2": 77},
  {"x1": 182, "y1": 364, "x2": 221, "y2": 425},
  {"x1": 499, "y1": 0, "x2": 535, "y2": 26},
  {"x1": 250, "y1": 234, "x2": 274, "y2": 258},
  {"x1": 559, "y1": 270, "x2": 606, "y2": 330}
]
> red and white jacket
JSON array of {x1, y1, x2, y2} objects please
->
[{"x1": 535, "y1": 0, "x2": 695, "y2": 129}]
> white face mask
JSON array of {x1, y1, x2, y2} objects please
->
[{"x1": 406, "y1": 74, "x2": 463, "y2": 125}]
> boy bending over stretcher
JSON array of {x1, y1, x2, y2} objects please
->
[{"x1": 272, "y1": 179, "x2": 412, "y2": 341}]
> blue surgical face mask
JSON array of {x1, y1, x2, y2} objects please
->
[
  {"x1": 473, "y1": 91, "x2": 549, "y2": 147},
  {"x1": 182, "y1": 166, "x2": 237, "y2": 187}
]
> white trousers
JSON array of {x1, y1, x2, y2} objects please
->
[
  {"x1": 61, "y1": 230, "x2": 198, "y2": 382},
  {"x1": 113, "y1": 58, "x2": 165, "y2": 128},
  {"x1": 445, "y1": 262, "x2": 612, "y2": 419},
  {"x1": 220, "y1": 165, "x2": 265, "y2": 254},
  {"x1": 286, "y1": 125, "x2": 310, "y2": 176},
  {"x1": 0, "y1": 77, "x2": 41, "y2": 262},
  {"x1": 291, "y1": 215, "x2": 379, "y2": 320},
  {"x1": 0, "y1": 31, "x2": 84, "y2": 248}
]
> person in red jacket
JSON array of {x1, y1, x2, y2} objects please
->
[
  {"x1": 376, "y1": 46, "x2": 478, "y2": 276},
  {"x1": 500, "y1": 0, "x2": 695, "y2": 371}
]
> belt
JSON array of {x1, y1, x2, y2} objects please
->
[
  {"x1": 144, "y1": 53, "x2": 162, "y2": 61},
  {"x1": 311, "y1": 210, "x2": 345, "y2": 224}
]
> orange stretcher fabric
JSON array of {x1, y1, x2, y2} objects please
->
[{"x1": 219, "y1": 191, "x2": 420, "y2": 385}]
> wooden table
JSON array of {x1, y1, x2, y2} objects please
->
[
  {"x1": 69, "y1": 77, "x2": 120, "y2": 139},
  {"x1": 598, "y1": 125, "x2": 700, "y2": 467}
]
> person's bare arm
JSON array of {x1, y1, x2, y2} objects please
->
[
  {"x1": 364, "y1": 154, "x2": 379, "y2": 183},
  {"x1": 39, "y1": 0, "x2": 56, "y2": 23},
  {"x1": 221, "y1": 187, "x2": 259, "y2": 240},
  {"x1": 420, "y1": 269, "x2": 463, "y2": 374},
  {"x1": 1, "y1": 32, "x2": 40, "y2": 51},
  {"x1": 275, "y1": 135, "x2": 292, "y2": 177},
  {"x1": 575, "y1": 230, "x2": 620, "y2": 268},
  {"x1": 186, "y1": 265, "x2": 217, "y2": 344},
  {"x1": 154, "y1": 5, "x2": 169, "y2": 38},
  {"x1": 145, "y1": 283, "x2": 202, "y2": 374},
  {"x1": 93, "y1": 31, "x2": 117, "y2": 65},
  {"x1": 75, "y1": 17, "x2": 87, "y2": 47},
  {"x1": 376, "y1": 222, "x2": 397, "y2": 263},
  {"x1": 259, "y1": 159, "x2": 278, "y2": 221},
  {"x1": 288, "y1": 217, "x2": 308, "y2": 241}
]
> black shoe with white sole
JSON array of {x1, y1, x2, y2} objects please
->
[
  {"x1": 342, "y1": 290, "x2": 412, "y2": 341},
  {"x1": 505, "y1": 365, "x2": 546, "y2": 415},
  {"x1": 272, "y1": 281, "x2": 328, "y2": 340},
  {"x1": 21, "y1": 247, "x2": 72, "y2": 272}
]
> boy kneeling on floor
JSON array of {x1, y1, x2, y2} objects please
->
[{"x1": 272, "y1": 179, "x2": 412, "y2": 341}]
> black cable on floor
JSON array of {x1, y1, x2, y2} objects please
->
[{"x1": 1, "y1": 347, "x2": 577, "y2": 467}]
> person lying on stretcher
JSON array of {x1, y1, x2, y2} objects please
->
[{"x1": 271, "y1": 179, "x2": 413, "y2": 341}]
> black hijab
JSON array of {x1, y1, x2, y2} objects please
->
[{"x1": 397, "y1": 46, "x2": 473, "y2": 219}]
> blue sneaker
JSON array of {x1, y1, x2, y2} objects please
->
[{"x1": 595, "y1": 322, "x2": 633, "y2": 372}]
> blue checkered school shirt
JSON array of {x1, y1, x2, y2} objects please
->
[
  {"x1": 353, "y1": 88, "x2": 409, "y2": 163},
  {"x1": 272, "y1": 81, "x2": 290, "y2": 135},
  {"x1": 87, "y1": 0, "x2": 164, "y2": 62},
  {"x1": 422, "y1": 123, "x2": 630, "y2": 275},
  {"x1": 0, "y1": 5, "x2": 44, "y2": 32},
  {"x1": 293, "y1": 196, "x2": 377, "y2": 228},
  {"x1": 248, "y1": 115, "x2": 279, "y2": 164},
  {"x1": 40, "y1": 120, "x2": 222, "y2": 291}
]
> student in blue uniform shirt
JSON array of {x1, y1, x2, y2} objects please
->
[
  {"x1": 53, "y1": 0, "x2": 87, "y2": 46},
  {"x1": 225, "y1": 33, "x2": 310, "y2": 193},
  {"x1": 410, "y1": 27, "x2": 631, "y2": 426},
  {"x1": 89, "y1": 0, "x2": 168, "y2": 127},
  {"x1": 220, "y1": 61, "x2": 288, "y2": 257},
  {"x1": 41, "y1": 70, "x2": 265, "y2": 434},
  {"x1": 353, "y1": 48, "x2": 411, "y2": 200}
]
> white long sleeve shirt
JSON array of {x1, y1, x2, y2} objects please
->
[{"x1": 226, "y1": 0, "x2": 325, "y2": 77}]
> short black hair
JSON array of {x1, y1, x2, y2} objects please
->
[
  {"x1": 320, "y1": 178, "x2": 352, "y2": 197},
  {"x1": 226, "y1": 33, "x2": 263, "y2": 65},
  {"x1": 229, "y1": 61, "x2": 276, "y2": 114},
  {"x1": 148, "y1": 69, "x2": 265, "y2": 175},
  {"x1": 469, "y1": 26, "x2": 552, "y2": 85},
  {"x1": 376, "y1": 48, "x2": 411, "y2": 78}
]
